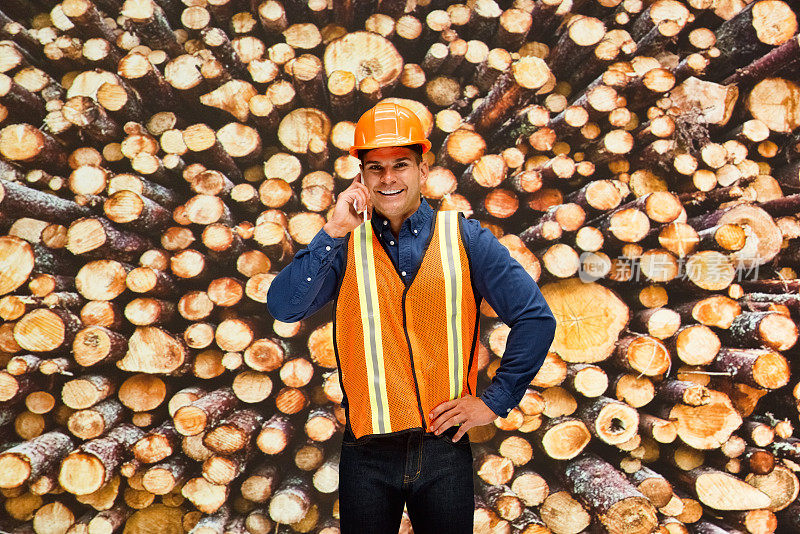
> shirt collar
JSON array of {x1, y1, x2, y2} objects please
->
[{"x1": 371, "y1": 197, "x2": 433, "y2": 236}]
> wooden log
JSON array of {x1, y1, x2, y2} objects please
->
[
  {"x1": 535, "y1": 416, "x2": 591, "y2": 460},
  {"x1": 117, "y1": 325, "x2": 190, "y2": 374},
  {"x1": 183, "y1": 123, "x2": 242, "y2": 181},
  {"x1": 122, "y1": 0, "x2": 183, "y2": 57},
  {"x1": 59, "y1": 423, "x2": 145, "y2": 495},
  {"x1": 538, "y1": 479, "x2": 592, "y2": 532},
  {"x1": 670, "y1": 466, "x2": 772, "y2": 511},
  {"x1": 132, "y1": 420, "x2": 181, "y2": 464},
  {"x1": 203, "y1": 409, "x2": 264, "y2": 454},
  {"x1": 13, "y1": 308, "x2": 82, "y2": 353},
  {"x1": 268, "y1": 475, "x2": 312, "y2": 525},
  {"x1": 174, "y1": 387, "x2": 238, "y2": 436},
  {"x1": 710, "y1": 348, "x2": 790, "y2": 390},
  {"x1": 559, "y1": 453, "x2": 657, "y2": 534},
  {"x1": 722, "y1": 312, "x2": 798, "y2": 352},
  {"x1": 104, "y1": 190, "x2": 172, "y2": 234},
  {"x1": 66, "y1": 217, "x2": 151, "y2": 262},
  {"x1": 118, "y1": 52, "x2": 178, "y2": 111},
  {"x1": 666, "y1": 390, "x2": 743, "y2": 450},
  {"x1": 72, "y1": 325, "x2": 127, "y2": 367},
  {"x1": 709, "y1": 0, "x2": 797, "y2": 81},
  {"x1": 564, "y1": 364, "x2": 608, "y2": 398},
  {"x1": 577, "y1": 396, "x2": 639, "y2": 445},
  {"x1": 0, "y1": 73, "x2": 45, "y2": 122},
  {"x1": 0, "y1": 431, "x2": 73, "y2": 489},
  {"x1": 467, "y1": 56, "x2": 554, "y2": 135},
  {"x1": 0, "y1": 123, "x2": 69, "y2": 174}
]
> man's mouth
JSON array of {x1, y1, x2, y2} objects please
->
[{"x1": 377, "y1": 189, "x2": 403, "y2": 196}]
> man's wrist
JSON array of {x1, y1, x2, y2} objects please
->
[
  {"x1": 480, "y1": 389, "x2": 514, "y2": 417},
  {"x1": 323, "y1": 221, "x2": 348, "y2": 239}
]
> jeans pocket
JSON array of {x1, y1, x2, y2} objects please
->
[
  {"x1": 438, "y1": 425, "x2": 468, "y2": 442},
  {"x1": 341, "y1": 430, "x2": 374, "y2": 446},
  {"x1": 342, "y1": 437, "x2": 372, "y2": 446}
]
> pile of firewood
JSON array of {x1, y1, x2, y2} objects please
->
[{"x1": 2, "y1": 0, "x2": 800, "y2": 532}]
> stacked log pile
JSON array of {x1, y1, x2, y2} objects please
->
[{"x1": 2, "y1": 0, "x2": 800, "y2": 532}]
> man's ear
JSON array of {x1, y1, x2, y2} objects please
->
[{"x1": 418, "y1": 159, "x2": 429, "y2": 186}]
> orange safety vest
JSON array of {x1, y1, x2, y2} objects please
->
[{"x1": 334, "y1": 209, "x2": 480, "y2": 440}]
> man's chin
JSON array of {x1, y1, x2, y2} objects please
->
[{"x1": 373, "y1": 197, "x2": 403, "y2": 213}]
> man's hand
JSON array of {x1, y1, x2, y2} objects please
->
[
  {"x1": 323, "y1": 173, "x2": 372, "y2": 238},
  {"x1": 429, "y1": 395, "x2": 498, "y2": 442}
]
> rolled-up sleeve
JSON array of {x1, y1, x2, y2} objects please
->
[
  {"x1": 462, "y1": 218, "x2": 557, "y2": 417},
  {"x1": 266, "y1": 228, "x2": 347, "y2": 322}
]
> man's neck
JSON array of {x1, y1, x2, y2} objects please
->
[
  {"x1": 388, "y1": 217, "x2": 405, "y2": 238},
  {"x1": 380, "y1": 200, "x2": 423, "y2": 238}
]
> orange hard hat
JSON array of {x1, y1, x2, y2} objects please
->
[{"x1": 349, "y1": 102, "x2": 432, "y2": 158}]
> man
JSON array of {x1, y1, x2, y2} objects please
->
[{"x1": 267, "y1": 102, "x2": 556, "y2": 533}]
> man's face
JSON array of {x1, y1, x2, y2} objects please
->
[{"x1": 360, "y1": 146, "x2": 428, "y2": 224}]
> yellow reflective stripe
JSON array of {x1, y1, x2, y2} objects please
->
[
  {"x1": 354, "y1": 223, "x2": 390, "y2": 434},
  {"x1": 439, "y1": 210, "x2": 464, "y2": 399},
  {"x1": 365, "y1": 225, "x2": 389, "y2": 432}
]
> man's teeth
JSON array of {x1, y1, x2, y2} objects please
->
[{"x1": 378, "y1": 190, "x2": 402, "y2": 196}]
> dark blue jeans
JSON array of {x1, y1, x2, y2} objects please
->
[{"x1": 339, "y1": 425, "x2": 474, "y2": 534}]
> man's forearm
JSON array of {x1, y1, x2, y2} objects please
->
[
  {"x1": 266, "y1": 228, "x2": 346, "y2": 322},
  {"x1": 479, "y1": 313, "x2": 557, "y2": 417}
]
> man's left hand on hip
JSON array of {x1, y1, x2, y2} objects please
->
[{"x1": 428, "y1": 395, "x2": 498, "y2": 442}]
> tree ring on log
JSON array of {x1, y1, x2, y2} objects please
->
[
  {"x1": 118, "y1": 326, "x2": 186, "y2": 374},
  {"x1": 753, "y1": 0, "x2": 797, "y2": 45},
  {"x1": 59, "y1": 452, "x2": 105, "y2": 495},
  {"x1": 747, "y1": 78, "x2": 800, "y2": 133},
  {"x1": 13, "y1": 309, "x2": 66, "y2": 352},
  {"x1": 717, "y1": 204, "x2": 782, "y2": 268},
  {"x1": 76, "y1": 260, "x2": 129, "y2": 301},
  {"x1": 669, "y1": 391, "x2": 743, "y2": 449},
  {"x1": 0, "y1": 454, "x2": 31, "y2": 489},
  {"x1": 540, "y1": 278, "x2": 628, "y2": 363},
  {"x1": 278, "y1": 108, "x2": 331, "y2": 156},
  {"x1": 594, "y1": 402, "x2": 639, "y2": 444},
  {"x1": 541, "y1": 418, "x2": 591, "y2": 459},
  {"x1": 324, "y1": 31, "x2": 402, "y2": 89},
  {"x1": 0, "y1": 236, "x2": 34, "y2": 295}
]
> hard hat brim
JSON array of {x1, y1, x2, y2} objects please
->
[{"x1": 348, "y1": 139, "x2": 432, "y2": 158}]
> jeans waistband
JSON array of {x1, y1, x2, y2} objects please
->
[{"x1": 343, "y1": 425, "x2": 460, "y2": 445}]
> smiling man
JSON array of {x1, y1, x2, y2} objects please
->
[{"x1": 267, "y1": 102, "x2": 556, "y2": 534}]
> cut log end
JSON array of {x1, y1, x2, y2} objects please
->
[
  {"x1": 541, "y1": 279, "x2": 629, "y2": 363},
  {"x1": 174, "y1": 406, "x2": 209, "y2": 436},
  {"x1": 0, "y1": 454, "x2": 31, "y2": 489},
  {"x1": 59, "y1": 453, "x2": 105, "y2": 495}
]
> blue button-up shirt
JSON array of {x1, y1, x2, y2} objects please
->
[{"x1": 267, "y1": 199, "x2": 557, "y2": 417}]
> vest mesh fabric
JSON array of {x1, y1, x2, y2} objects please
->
[{"x1": 334, "y1": 210, "x2": 479, "y2": 440}]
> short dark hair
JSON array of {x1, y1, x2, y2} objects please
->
[{"x1": 358, "y1": 144, "x2": 423, "y2": 164}]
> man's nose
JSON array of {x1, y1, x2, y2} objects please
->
[{"x1": 379, "y1": 170, "x2": 397, "y2": 183}]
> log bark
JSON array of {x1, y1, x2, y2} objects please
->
[
  {"x1": 467, "y1": 55, "x2": 554, "y2": 135},
  {"x1": 560, "y1": 453, "x2": 657, "y2": 534},
  {"x1": 0, "y1": 431, "x2": 73, "y2": 489},
  {"x1": 59, "y1": 423, "x2": 145, "y2": 495},
  {"x1": 173, "y1": 387, "x2": 238, "y2": 436}
]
